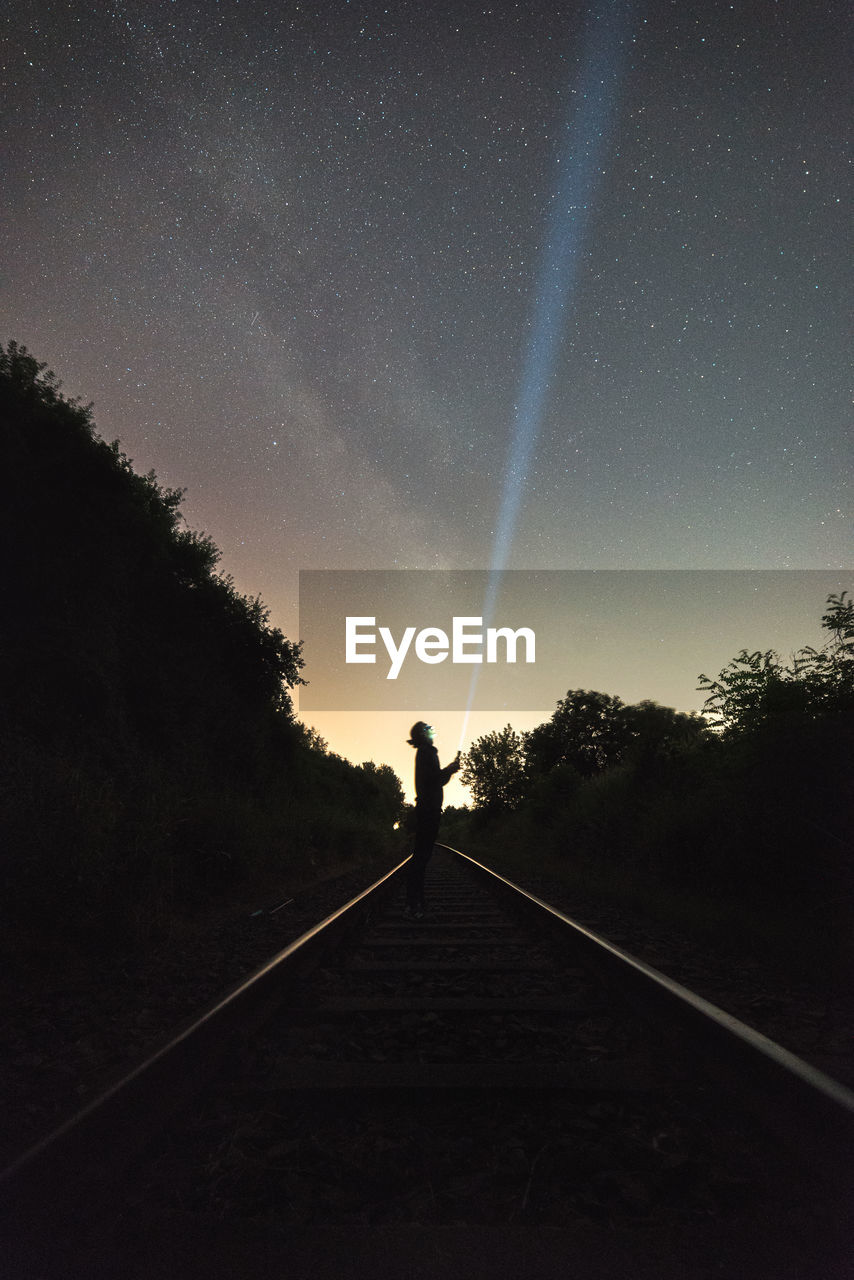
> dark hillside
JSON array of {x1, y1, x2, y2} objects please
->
[{"x1": 0, "y1": 342, "x2": 403, "y2": 961}]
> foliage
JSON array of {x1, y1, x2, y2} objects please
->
[
  {"x1": 461, "y1": 693, "x2": 708, "y2": 815},
  {"x1": 523, "y1": 690, "x2": 629, "y2": 780},
  {"x1": 620, "y1": 700, "x2": 708, "y2": 765},
  {"x1": 697, "y1": 592, "x2": 854, "y2": 735},
  {"x1": 357, "y1": 761, "x2": 406, "y2": 826},
  {"x1": 460, "y1": 725, "x2": 526, "y2": 812},
  {"x1": 0, "y1": 342, "x2": 404, "y2": 953},
  {"x1": 457, "y1": 593, "x2": 853, "y2": 969}
]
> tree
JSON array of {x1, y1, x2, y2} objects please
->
[
  {"x1": 697, "y1": 592, "x2": 854, "y2": 735},
  {"x1": 524, "y1": 689, "x2": 629, "y2": 780},
  {"x1": 358, "y1": 761, "x2": 406, "y2": 824},
  {"x1": 621, "y1": 700, "x2": 709, "y2": 766},
  {"x1": 0, "y1": 341, "x2": 318, "y2": 932},
  {"x1": 796, "y1": 592, "x2": 854, "y2": 714},
  {"x1": 460, "y1": 725, "x2": 526, "y2": 812}
]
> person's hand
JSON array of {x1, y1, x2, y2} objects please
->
[{"x1": 452, "y1": 751, "x2": 462, "y2": 772}]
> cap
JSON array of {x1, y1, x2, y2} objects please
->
[{"x1": 407, "y1": 721, "x2": 433, "y2": 745}]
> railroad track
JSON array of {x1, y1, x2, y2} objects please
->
[{"x1": 3, "y1": 845, "x2": 852, "y2": 1278}]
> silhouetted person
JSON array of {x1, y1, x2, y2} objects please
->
[{"x1": 406, "y1": 721, "x2": 460, "y2": 917}]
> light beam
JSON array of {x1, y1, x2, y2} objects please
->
[{"x1": 459, "y1": 2, "x2": 632, "y2": 754}]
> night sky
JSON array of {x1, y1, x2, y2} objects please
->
[{"x1": 3, "y1": 1, "x2": 850, "y2": 800}]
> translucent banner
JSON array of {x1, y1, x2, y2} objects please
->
[{"x1": 298, "y1": 570, "x2": 850, "y2": 712}]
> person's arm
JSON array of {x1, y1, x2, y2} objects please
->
[{"x1": 439, "y1": 751, "x2": 462, "y2": 786}]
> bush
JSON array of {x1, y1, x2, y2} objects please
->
[{"x1": 0, "y1": 343, "x2": 404, "y2": 955}]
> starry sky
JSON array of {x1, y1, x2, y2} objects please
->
[{"x1": 3, "y1": 0, "x2": 850, "y2": 802}]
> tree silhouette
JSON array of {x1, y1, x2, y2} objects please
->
[
  {"x1": 698, "y1": 592, "x2": 854, "y2": 735},
  {"x1": 461, "y1": 725, "x2": 526, "y2": 812},
  {"x1": 524, "y1": 690, "x2": 629, "y2": 780},
  {"x1": 0, "y1": 341, "x2": 402, "y2": 945}
]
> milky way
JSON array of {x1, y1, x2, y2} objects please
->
[{"x1": 3, "y1": 0, "x2": 850, "y2": 793}]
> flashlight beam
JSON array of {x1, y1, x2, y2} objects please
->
[
  {"x1": 492, "y1": 1, "x2": 631, "y2": 573},
  {"x1": 460, "y1": 4, "x2": 631, "y2": 740}
]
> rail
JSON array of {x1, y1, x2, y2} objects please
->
[
  {"x1": 0, "y1": 856, "x2": 409, "y2": 1246},
  {"x1": 2, "y1": 843, "x2": 852, "y2": 1269},
  {"x1": 439, "y1": 845, "x2": 854, "y2": 1177}
]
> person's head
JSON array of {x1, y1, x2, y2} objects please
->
[{"x1": 407, "y1": 721, "x2": 434, "y2": 747}]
